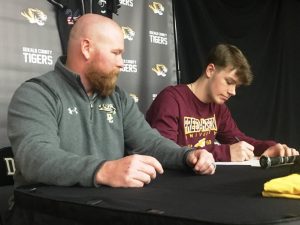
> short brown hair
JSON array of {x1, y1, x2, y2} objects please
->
[{"x1": 204, "y1": 43, "x2": 253, "y2": 85}]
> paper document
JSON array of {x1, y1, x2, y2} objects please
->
[{"x1": 215, "y1": 158, "x2": 260, "y2": 167}]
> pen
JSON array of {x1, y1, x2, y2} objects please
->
[{"x1": 234, "y1": 136, "x2": 240, "y2": 142}]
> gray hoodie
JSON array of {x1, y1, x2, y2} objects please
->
[{"x1": 7, "y1": 56, "x2": 189, "y2": 187}]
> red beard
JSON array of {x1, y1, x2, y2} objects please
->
[{"x1": 86, "y1": 67, "x2": 119, "y2": 97}]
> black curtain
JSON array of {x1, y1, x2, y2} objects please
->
[{"x1": 173, "y1": 0, "x2": 300, "y2": 148}]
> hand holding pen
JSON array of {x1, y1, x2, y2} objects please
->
[{"x1": 229, "y1": 136, "x2": 255, "y2": 162}]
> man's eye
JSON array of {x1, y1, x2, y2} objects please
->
[
  {"x1": 226, "y1": 79, "x2": 236, "y2": 85},
  {"x1": 113, "y1": 50, "x2": 123, "y2": 55}
]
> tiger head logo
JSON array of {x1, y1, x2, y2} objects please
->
[
  {"x1": 122, "y1": 26, "x2": 135, "y2": 41},
  {"x1": 98, "y1": 0, "x2": 107, "y2": 7},
  {"x1": 152, "y1": 64, "x2": 168, "y2": 77},
  {"x1": 21, "y1": 8, "x2": 47, "y2": 26},
  {"x1": 149, "y1": 2, "x2": 165, "y2": 15},
  {"x1": 98, "y1": 0, "x2": 107, "y2": 13}
]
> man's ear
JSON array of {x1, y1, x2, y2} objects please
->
[
  {"x1": 81, "y1": 39, "x2": 91, "y2": 60},
  {"x1": 206, "y1": 63, "x2": 216, "y2": 78}
]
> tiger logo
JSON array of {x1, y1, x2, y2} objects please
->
[
  {"x1": 98, "y1": 0, "x2": 107, "y2": 7},
  {"x1": 98, "y1": 0, "x2": 107, "y2": 13},
  {"x1": 149, "y1": 2, "x2": 165, "y2": 15},
  {"x1": 122, "y1": 26, "x2": 135, "y2": 41},
  {"x1": 152, "y1": 64, "x2": 168, "y2": 77},
  {"x1": 21, "y1": 8, "x2": 47, "y2": 26}
]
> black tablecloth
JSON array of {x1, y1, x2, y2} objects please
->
[{"x1": 9, "y1": 165, "x2": 300, "y2": 225}]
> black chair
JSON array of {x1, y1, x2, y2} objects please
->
[{"x1": 0, "y1": 147, "x2": 14, "y2": 225}]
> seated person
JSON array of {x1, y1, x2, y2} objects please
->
[
  {"x1": 7, "y1": 14, "x2": 216, "y2": 190},
  {"x1": 146, "y1": 43, "x2": 299, "y2": 162}
]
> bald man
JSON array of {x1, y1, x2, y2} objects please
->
[{"x1": 7, "y1": 14, "x2": 215, "y2": 189}]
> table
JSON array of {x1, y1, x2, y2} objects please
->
[{"x1": 9, "y1": 165, "x2": 300, "y2": 225}]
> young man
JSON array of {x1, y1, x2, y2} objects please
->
[
  {"x1": 146, "y1": 44, "x2": 298, "y2": 162},
  {"x1": 7, "y1": 14, "x2": 216, "y2": 189}
]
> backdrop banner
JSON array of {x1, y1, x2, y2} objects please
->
[
  {"x1": 0, "y1": 0, "x2": 176, "y2": 148},
  {"x1": 0, "y1": 0, "x2": 62, "y2": 148},
  {"x1": 114, "y1": 0, "x2": 177, "y2": 113}
]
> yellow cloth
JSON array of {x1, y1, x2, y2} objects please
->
[{"x1": 262, "y1": 173, "x2": 300, "y2": 199}]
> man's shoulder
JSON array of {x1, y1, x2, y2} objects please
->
[
  {"x1": 20, "y1": 71, "x2": 61, "y2": 102},
  {"x1": 157, "y1": 84, "x2": 185, "y2": 95},
  {"x1": 26, "y1": 56, "x2": 66, "y2": 85},
  {"x1": 23, "y1": 70, "x2": 61, "y2": 91},
  {"x1": 155, "y1": 84, "x2": 189, "y2": 100},
  {"x1": 213, "y1": 103, "x2": 232, "y2": 117},
  {"x1": 164, "y1": 84, "x2": 186, "y2": 91},
  {"x1": 27, "y1": 70, "x2": 57, "y2": 83},
  {"x1": 13, "y1": 70, "x2": 56, "y2": 95}
]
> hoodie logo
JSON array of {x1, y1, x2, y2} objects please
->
[
  {"x1": 68, "y1": 107, "x2": 78, "y2": 115},
  {"x1": 99, "y1": 104, "x2": 116, "y2": 123}
]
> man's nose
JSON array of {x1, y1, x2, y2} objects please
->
[
  {"x1": 228, "y1": 85, "x2": 236, "y2": 96},
  {"x1": 117, "y1": 56, "x2": 124, "y2": 68}
]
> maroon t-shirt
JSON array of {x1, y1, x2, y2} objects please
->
[{"x1": 146, "y1": 85, "x2": 276, "y2": 161}]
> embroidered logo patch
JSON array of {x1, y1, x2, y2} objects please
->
[
  {"x1": 68, "y1": 107, "x2": 78, "y2": 115},
  {"x1": 99, "y1": 104, "x2": 116, "y2": 123}
]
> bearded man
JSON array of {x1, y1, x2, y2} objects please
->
[{"x1": 7, "y1": 14, "x2": 216, "y2": 190}]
